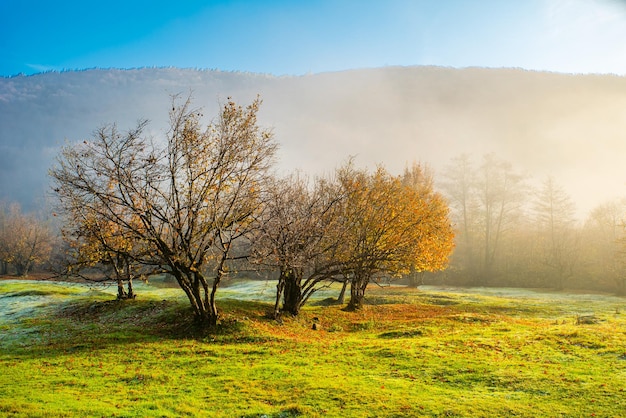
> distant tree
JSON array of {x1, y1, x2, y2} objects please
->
[
  {"x1": 337, "y1": 164, "x2": 454, "y2": 310},
  {"x1": 0, "y1": 202, "x2": 54, "y2": 276},
  {"x1": 51, "y1": 95, "x2": 277, "y2": 327},
  {"x1": 583, "y1": 199, "x2": 626, "y2": 294},
  {"x1": 474, "y1": 154, "x2": 526, "y2": 283},
  {"x1": 440, "y1": 154, "x2": 479, "y2": 279},
  {"x1": 494, "y1": 221, "x2": 532, "y2": 286},
  {"x1": 251, "y1": 173, "x2": 344, "y2": 317},
  {"x1": 533, "y1": 176, "x2": 579, "y2": 289},
  {"x1": 59, "y1": 196, "x2": 148, "y2": 299},
  {"x1": 441, "y1": 154, "x2": 526, "y2": 285},
  {"x1": 0, "y1": 204, "x2": 9, "y2": 275}
]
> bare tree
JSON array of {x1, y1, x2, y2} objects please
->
[
  {"x1": 51, "y1": 95, "x2": 276, "y2": 326},
  {"x1": 441, "y1": 154, "x2": 526, "y2": 284},
  {"x1": 533, "y1": 176, "x2": 579, "y2": 289},
  {"x1": 440, "y1": 154, "x2": 479, "y2": 279},
  {"x1": 583, "y1": 199, "x2": 626, "y2": 294},
  {"x1": 475, "y1": 154, "x2": 526, "y2": 283},
  {"x1": 252, "y1": 173, "x2": 345, "y2": 317}
]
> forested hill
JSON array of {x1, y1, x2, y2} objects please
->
[{"x1": 1, "y1": 66, "x2": 626, "y2": 215}]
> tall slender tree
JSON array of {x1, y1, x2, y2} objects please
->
[
  {"x1": 583, "y1": 199, "x2": 626, "y2": 294},
  {"x1": 533, "y1": 176, "x2": 579, "y2": 289},
  {"x1": 475, "y1": 154, "x2": 525, "y2": 283},
  {"x1": 441, "y1": 154, "x2": 478, "y2": 279}
]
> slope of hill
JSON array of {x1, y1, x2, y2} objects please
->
[{"x1": 1, "y1": 66, "x2": 625, "y2": 215}]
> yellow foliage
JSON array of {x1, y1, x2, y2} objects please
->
[{"x1": 338, "y1": 163, "x2": 454, "y2": 278}]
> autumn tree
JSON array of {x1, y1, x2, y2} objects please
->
[
  {"x1": 51, "y1": 95, "x2": 276, "y2": 326},
  {"x1": 0, "y1": 202, "x2": 54, "y2": 276},
  {"x1": 252, "y1": 173, "x2": 344, "y2": 317},
  {"x1": 402, "y1": 162, "x2": 441, "y2": 287},
  {"x1": 60, "y1": 197, "x2": 148, "y2": 299},
  {"x1": 337, "y1": 164, "x2": 454, "y2": 310}
]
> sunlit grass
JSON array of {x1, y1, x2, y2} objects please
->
[{"x1": 1, "y1": 280, "x2": 626, "y2": 417}]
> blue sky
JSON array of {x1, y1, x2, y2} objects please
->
[{"x1": 1, "y1": 0, "x2": 625, "y2": 77}]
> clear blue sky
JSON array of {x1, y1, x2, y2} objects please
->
[{"x1": 1, "y1": 0, "x2": 625, "y2": 77}]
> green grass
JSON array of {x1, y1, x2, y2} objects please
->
[{"x1": 1, "y1": 280, "x2": 626, "y2": 417}]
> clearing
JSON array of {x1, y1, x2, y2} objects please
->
[{"x1": 1, "y1": 279, "x2": 625, "y2": 417}]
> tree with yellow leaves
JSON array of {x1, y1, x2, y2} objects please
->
[
  {"x1": 61, "y1": 199, "x2": 148, "y2": 299},
  {"x1": 0, "y1": 202, "x2": 54, "y2": 277},
  {"x1": 336, "y1": 163, "x2": 454, "y2": 310}
]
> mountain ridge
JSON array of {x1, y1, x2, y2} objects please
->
[{"x1": 1, "y1": 66, "x2": 625, "y2": 217}]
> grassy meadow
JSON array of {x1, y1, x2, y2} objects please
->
[{"x1": 1, "y1": 278, "x2": 626, "y2": 417}]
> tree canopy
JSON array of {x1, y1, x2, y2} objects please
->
[
  {"x1": 0, "y1": 202, "x2": 54, "y2": 276},
  {"x1": 51, "y1": 96, "x2": 277, "y2": 326},
  {"x1": 337, "y1": 163, "x2": 454, "y2": 310},
  {"x1": 51, "y1": 95, "x2": 456, "y2": 324}
]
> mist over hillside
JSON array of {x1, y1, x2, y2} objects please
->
[{"x1": 1, "y1": 66, "x2": 625, "y2": 217}]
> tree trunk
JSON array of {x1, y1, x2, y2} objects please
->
[
  {"x1": 273, "y1": 279, "x2": 285, "y2": 319},
  {"x1": 173, "y1": 269, "x2": 217, "y2": 328},
  {"x1": 0, "y1": 261, "x2": 8, "y2": 275},
  {"x1": 208, "y1": 274, "x2": 220, "y2": 327},
  {"x1": 124, "y1": 262, "x2": 135, "y2": 299},
  {"x1": 618, "y1": 277, "x2": 626, "y2": 296},
  {"x1": 127, "y1": 278, "x2": 135, "y2": 299},
  {"x1": 337, "y1": 279, "x2": 348, "y2": 304},
  {"x1": 15, "y1": 262, "x2": 30, "y2": 277},
  {"x1": 346, "y1": 277, "x2": 368, "y2": 311},
  {"x1": 117, "y1": 279, "x2": 128, "y2": 300},
  {"x1": 173, "y1": 271, "x2": 202, "y2": 316},
  {"x1": 554, "y1": 270, "x2": 564, "y2": 291},
  {"x1": 282, "y1": 269, "x2": 302, "y2": 316},
  {"x1": 116, "y1": 278, "x2": 136, "y2": 300},
  {"x1": 407, "y1": 271, "x2": 424, "y2": 288}
]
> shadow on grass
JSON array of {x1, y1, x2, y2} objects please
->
[
  {"x1": 3, "y1": 297, "x2": 282, "y2": 360},
  {"x1": 241, "y1": 408, "x2": 304, "y2": 418},
  {"x1": 378, "y1": 329, "x2": 424, "y2": 338},
  {"x1": 310, "y1": 297, "x2": 343, "y2": 307},
  {"x1": 1, "y1": 289, "x2": 69, "y2": 298},
  {"x1": 419, "y1": 294, "x2": 460, "y2": 306}
]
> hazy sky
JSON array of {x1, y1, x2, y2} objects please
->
[{"x1": 2, "y1": 0, "x2": 626, "y2": 77}]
